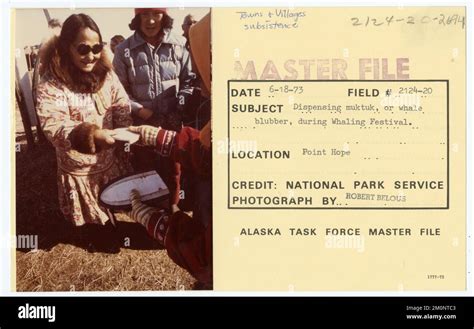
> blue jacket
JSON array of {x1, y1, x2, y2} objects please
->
[{"x1": 113, "y1": 29, "x2": 195, "y2": 115}]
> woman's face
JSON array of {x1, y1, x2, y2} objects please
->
[
  {"x1": 139, "y1": 11, "x2": 163, "y2": 39},
  {"x1": 70, "y1": 27, "x2": 102, "y2": 73}
]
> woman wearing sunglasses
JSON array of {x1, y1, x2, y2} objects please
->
[{"x1": 36, "y1": 14, "x2": 132, "y2": 250}]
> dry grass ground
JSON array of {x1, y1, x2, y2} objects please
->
[{"x1": 15, "y1": 107, "x2": 197, "y2": 291}]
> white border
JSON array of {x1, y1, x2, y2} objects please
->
[
  {"x1": 0, "y1": 0, "x2": 472, "y2": 297},
  {"x1": 0, "y1": 0, "x2": 13, "y2": 296}
]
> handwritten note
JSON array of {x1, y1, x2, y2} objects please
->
[
  {"x1": 236, "y1": 9, "x2": 307, "y2": 30},
  {"x1": 351, "y1": 13, "x2": 465, "y2": 29}
]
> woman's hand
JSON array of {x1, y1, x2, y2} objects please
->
[
  {"x1": 69, "y1": 123, "x2": 114, "y2": 154},
  {"x1": 93, "y1": 129, "x2": 115, "y2": 150}
]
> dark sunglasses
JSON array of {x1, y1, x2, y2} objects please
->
[{"x1": 76, "y1": 43, "x2": 104, "y2": 56}]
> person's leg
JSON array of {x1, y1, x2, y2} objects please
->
[{"x1": 128, "y1": 190, "x2": 169, "y2": 245}]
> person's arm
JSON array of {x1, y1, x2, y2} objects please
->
[
  {"x1": 176, "y1": 46, "x2": 196, "y2": 106},
  {"x1": 36, "y1": 78, "x2": 81, "y2": 148},
  {"x1": 109, "y1": 71, "x2": 133, "y2": 128},
  {"x1": 112, "y1": 47, "x2": 146, "y2": 116},
  {"x1": 127, "y1": 125, "x2": 181, "y2": 208}
]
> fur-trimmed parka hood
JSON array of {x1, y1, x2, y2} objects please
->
[{"x1": 39, "y1": 36, "x2": 113, "y2": 93}]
